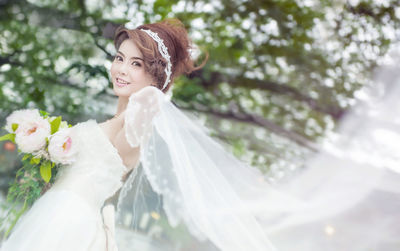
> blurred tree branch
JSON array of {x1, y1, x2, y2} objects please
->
[
  {"x1": 191, "y1": 70, "x2": 345, "y2": 119},
  {"x1": 0, "y1": 52, "x2": 22, "y2": 67},
  {"x1": 177, "y1": 102, "x2": 318, "y2": 151},
  {"x1": 0, "y1": 0, "x2": 119, "y2": 39}
]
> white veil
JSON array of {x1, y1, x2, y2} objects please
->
[{"x1": 114, "y1": 59, "x2": 400, "y2": 250}]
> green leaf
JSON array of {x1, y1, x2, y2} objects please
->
[
  {"x1": 30, "y1": 157, "x2": 41, "y2": 165},
  {"x1": 22, "y1": 154, "x2": 30, "y2": 161},
  {"x1": 39, "y1": 110, "x2": 49, "y2": 117},
  {"x1": 0, "y1": 133, "x2": 15, "y2": 143},
  {"x1": 40, "y1": 161, "x2": 52, "y2": 183},
  {"x1": 50, "y1": 116, "x2": 62, "y2": 134},
  {"x1": 12, "y1": 123, "x2": 18, "y2": 132}
]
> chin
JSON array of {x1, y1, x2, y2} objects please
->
[
  {"x1": 112, "y1": 84, "x2": 145, "y2": 97},
  {"x1": 113, "y1": 86, "x2": 131, "y2": 97}
]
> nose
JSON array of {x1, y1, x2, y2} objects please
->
[{"x1": 118, "y1": 62, "x2": 129, "y2": 75}]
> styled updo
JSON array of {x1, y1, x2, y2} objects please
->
[{"x1": 114, "y1": 18, "x2": 206, "y2": 93}]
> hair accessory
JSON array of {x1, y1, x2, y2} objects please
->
[{"x1": 140, "y1": 28, "x2": 172, "y2": 90}]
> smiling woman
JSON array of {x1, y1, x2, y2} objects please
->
[
  {"x1": 96, "y1": 20, "x2": 208, "y2": 173},
  {"x1": 99, "y1": 19, "x2": 208, "y2": 171}
]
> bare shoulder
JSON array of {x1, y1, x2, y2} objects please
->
[
  {"x1": 98, "y1": 119, "x2": 119, "y2": 144},
  {"x1": 98, "y1": 117, "x2": 140, "y2": 170},
  {"x1": 97, "y1": 120, "x2": 110, "y2": 136},
  {"x1": 98, "y1": 120, "x2": 110, "y2": 131}
]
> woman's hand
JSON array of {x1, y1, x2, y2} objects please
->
[{"x1": 128, "y1": 85, "x2": 160, "y2": 117}]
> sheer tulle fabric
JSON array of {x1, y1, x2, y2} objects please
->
[{"x1": 116, "y1": 66, "x2": 400, "y2": 251}]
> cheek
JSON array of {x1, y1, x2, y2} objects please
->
[
  {"x1": 110, "y1": 63, "x2": 117, "y2": 78},
  {"x1": 129, "y1": 71, "x2": 149, "y2": 86}
]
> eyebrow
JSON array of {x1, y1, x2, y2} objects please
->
[{"x1": 117, "y1": 51, "x2": 144, "y2": 61}]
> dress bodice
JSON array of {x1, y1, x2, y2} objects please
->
[{"x1": 51, "y1": 119, "x2": 128, "y2": 209}]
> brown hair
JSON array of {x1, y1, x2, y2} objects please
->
[{"x1": 114, "y1": 18, "x2": 207, "y2": 93}]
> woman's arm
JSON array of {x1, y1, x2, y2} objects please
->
[
  {"x1": 113, "y1": 122, "x2": 141, "y2": 171},
  {"x1": 112, "y1": 110, "x2": 141, "y2": 171}
]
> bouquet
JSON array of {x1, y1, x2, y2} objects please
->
[{"x1": 0, "y1": 109, "x2": 77, "y2": 237}]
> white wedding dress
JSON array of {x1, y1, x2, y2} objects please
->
[{"x1": 1, "y1": 119, "x2": 128, "y2": 251}]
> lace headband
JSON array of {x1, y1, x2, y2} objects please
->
[{"x1": 140, "y1": 28, "x2": 172, "y2": 91}]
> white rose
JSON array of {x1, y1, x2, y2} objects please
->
[
  {"x1": 14, "y1": 111, "x2": 51, "y2": 153},
  {"x1": 48, "y1": 128, "x2": 77, "y2": 165},
  {"x1": 5, "y1": 109, "x2": 42, "y2": 133}
]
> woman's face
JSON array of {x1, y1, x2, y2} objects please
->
[{"x1": 110, "y1": 39, "x2": 155, "y2": 97}]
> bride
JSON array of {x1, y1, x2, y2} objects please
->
[
  {"x1": 0, "y1": 18, "x2": 201, "y2": 251},
  {"x1": 1, "y1": 18, "x2": 400, "y2": 251}
]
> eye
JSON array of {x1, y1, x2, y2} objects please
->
[
  {"x1": 114, "y1": 55, "x2": 123, "y2": 61},
  {"x1": 131, "y1": 61, "x2": 142, "y2": 67}
]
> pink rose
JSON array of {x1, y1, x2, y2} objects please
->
[
  {"x1": 12, "y1": 110, "x2": 51, "y2": 153},
  {"x1": 5, "y1": 109, "x2": 42, "y2": 133},
  {"x1": 48, "y1": 128, "x2": 77, "y2": 165}
]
